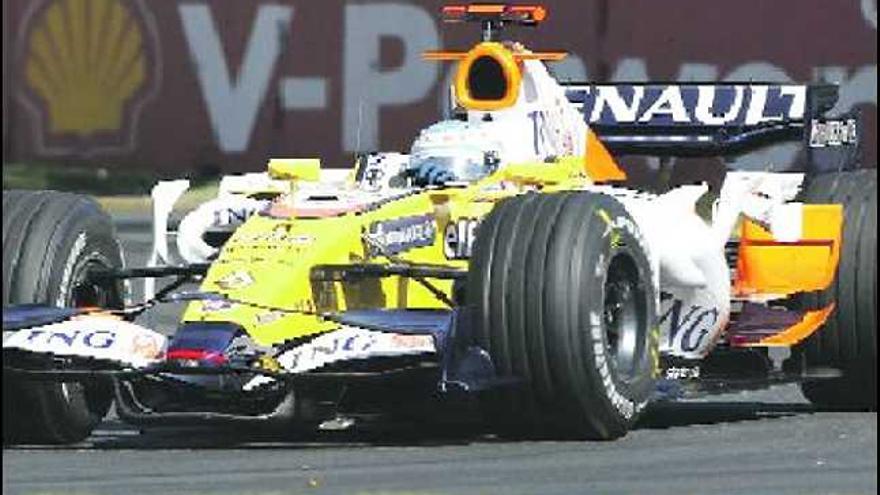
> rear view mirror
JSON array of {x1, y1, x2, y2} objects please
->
[{"x1": 268, "y1": 158, "x2": 321, "y2": 182}]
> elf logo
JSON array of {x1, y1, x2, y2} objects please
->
[{"x1": 444, "y1": 218, "x2": 480, "y2": 260}]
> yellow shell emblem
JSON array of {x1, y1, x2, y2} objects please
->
[{"x1": 24, "y1": 0, "x2": 148, "y2": 136}]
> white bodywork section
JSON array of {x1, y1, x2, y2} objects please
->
[
  {"x1": 276, "y1": 325, "x2": 435, "y2": 373},
  {"x1": 604, "y1": 171, "x2": 806, "y2": 358},
  {"x1": 3, "y1": 317, "x2": 167, "y2": 368},
  {"x1": 244, "y1": 326, "x2": 435, "y2": 390},
  {"x1": 412, "y1": 59, "x2": 586, "y2": 170},
  {"x1": 611, "y1": 188, "x2": 731, "y2": 358},
  {"x1": 475, "y1": 58, "x2": 587, "y2": 159},
  {"x1": 175, "y1": 196, "x2": 268, "y2": 264}
]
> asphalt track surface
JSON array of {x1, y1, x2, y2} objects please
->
[{"x1": 3, "y1": 221, "x2": 877, "y2": 495}]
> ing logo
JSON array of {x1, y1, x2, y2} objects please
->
[{"x1": 17, "y1": 0, "x2": 161, "y2": 155}]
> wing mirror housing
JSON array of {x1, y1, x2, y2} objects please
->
[{"x1": 268, "y1": 158, "x2": 321, "y2": 182}]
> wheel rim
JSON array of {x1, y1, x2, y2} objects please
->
[
  {"x1": 69, "y1": 259, "x2": 117, "y2": 309},
  {"x1": 602, "y1": 256, "x2": 646, "y2": 383},
  {"x1": 63, "y1": 258, "x2": 117, "y2": 416}
]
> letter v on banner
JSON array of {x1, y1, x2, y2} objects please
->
[{"x1": 179, "y1": 4, "x2": 292, "y2": 152}]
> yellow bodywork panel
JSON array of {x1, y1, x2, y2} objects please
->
[
  {"x1": 182, "y1": 158, "x2": 592, "y2": 347},
  {"x1": 268, "y1": 158, "x2": 321, "y2": 182}
]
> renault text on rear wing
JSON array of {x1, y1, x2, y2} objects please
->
[{"x1": 564, "y1": 83, "x2": 857, "y2": 158}]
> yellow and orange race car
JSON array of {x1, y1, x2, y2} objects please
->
[{"x1": 3, "y1": 4, "x2": 875, "y2": 445}]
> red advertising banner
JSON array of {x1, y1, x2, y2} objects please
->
[{"x1": 2, "y1": 0, "x2": 876, "y2": 175}]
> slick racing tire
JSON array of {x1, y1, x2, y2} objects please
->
[
  {"x1": 466, "y1": 192, "x2": 658, "y2": 440},
  {"x1": 2, "y1": 190, "x2": 123, "y2": 445},
  {"x1": 796, "y1": 169, "x2": 877, "y2": 411}
]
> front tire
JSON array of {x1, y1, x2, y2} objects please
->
[
  {"x1": 3, "y1": 190, "x2": 123, "y2": 445},
  {"x1": 466, "y1": 192, "x2": 658, "y2": 440}
]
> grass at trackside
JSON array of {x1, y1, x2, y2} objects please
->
[
  {"x1": 3, "y1": 162, "x2": 158, "y2": 194},
  {"x1": 96, "y1": 181, "x2": 220, "y2": 215},
  {"x1": 3, "y1": 162, "x2": 219, "y2": 215}
]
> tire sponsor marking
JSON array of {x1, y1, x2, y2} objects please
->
[
  {"x1": 56, "y1": 232, "x2": 88, "y2": 307},
  {"x1": 590, "y1": 316, "x2": 637, "y2": 420}
]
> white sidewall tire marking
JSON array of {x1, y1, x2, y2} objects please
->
[{"x1": 55, "y1": 232, "x2": 88, "y2": 307}]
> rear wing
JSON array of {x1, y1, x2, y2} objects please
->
[{"x1": 564, "y1": 83, "x2": 860, "y2": 169}]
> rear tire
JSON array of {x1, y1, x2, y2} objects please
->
[
  {"x1": 3, "y1": 190, "x2": 123, "y2": 445},
  {"x1": 796, "y1": 170, "x2": 876, "y2": 410},
  {"x1": 466, "y1": 192, "x2": 658, "y2": 440}
]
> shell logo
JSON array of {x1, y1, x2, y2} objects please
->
[{"x1": 18, "y1": 0, "x2": 160, "y2": 154}]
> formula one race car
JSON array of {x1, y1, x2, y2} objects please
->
[{"x1": 3, "y1": 4, "x2": 876, "y2": 445}]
